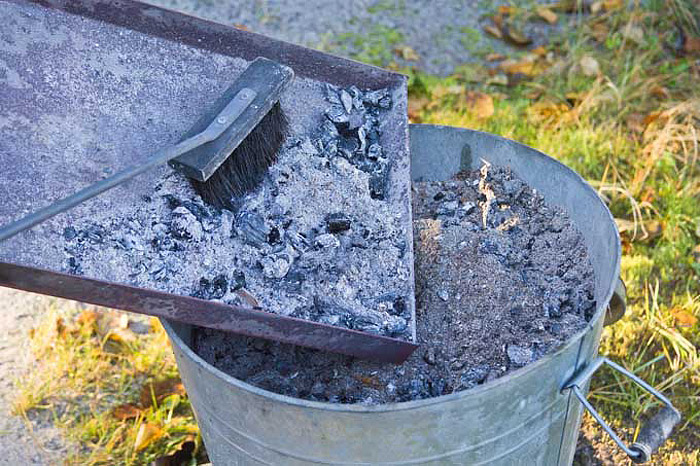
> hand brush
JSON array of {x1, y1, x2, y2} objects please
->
[{"x1": 0, "y1": 57, "x2": 293, "y2": 241}]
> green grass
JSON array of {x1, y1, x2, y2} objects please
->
[
  {"x1": 14, "y1": 309, "x2": 202, "y2": 465},
  {"x1": 13, "y1": 2, "x2": 700, "y2": 464}
]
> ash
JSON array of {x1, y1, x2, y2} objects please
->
[
  {"x1": 56, "y1": 84, "x2": 413, "y2": 340},
  {"x1": 194, "y1": 165, "x2": 595, "y2": 404}
]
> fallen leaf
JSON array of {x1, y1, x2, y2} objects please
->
[
  {"x1": 579, "y1": 55, "x2": 600, "y2": 77},
  {"x1": 527, "y1": 101, "x2": 574, "y2": 125},
  {"x1": 670, "y1": 307, "x2": 697, "y2": 327},
  {"x1": 536, "y1": 8, "x2": 558, "y2": 24},
  {"x1": 76, "y1": 310, "x2": 99, "y2": 328},
  {"x1": 464, "y1": 92, "x2": 494, "y2": 119},
  {"x1": 602, "y1": 0, "x2": 624, "y2": 11},
  {"x1": 498, "y1": 5, "x2": 514, "y2": 15},
  {"x1": 590, "y1": 22, "x2": 609, "y2": 42},
  {"x1": 502, "y1": 24, "x2": 533, "y2": 46},
  {"x1": 553, "y1": 0, "x2": 587, "y2": 13},
  {"x1": 531, "y1": 46, "x2": 548, "y2": 56},
  {"x1": 55, "y1": 317, "x2": 67, "y2": 338},
  {"x1": 683, "y1": 35, "x2": 700, "y2": 55},
  {"x1": 233, "y1": 24, "x2": 249, "y2": 31},
  {"x1": 407, "y1": 96, "x2": 430, "y2": 121},
  {"x1": 140, "y1": 378, "x2": 186, "y2": 408},
  {"x1": 112, "y1": 403, "x2": 142, "y2": 420},
  {"x1": 650, "y1": 86, "x2": 670, "y2": 100},
  {"x1": 485, "y1": 53, "x2": 506, "y2": 61},
  {"x1": 394, "y1": 45, "x2": 419, "y2": 61},
  {"x1": 134, "y1": 422, "x2": 163, "y2": 452},
  {"x1": 354, "y1": 375, "x2": 384, "y2": 389},
  {"x1": 500, "y1": 59, "x2": 536, "y2": 76},
  {"x1": 484, "y1": 25, "x2": 502, "y2": 39}
]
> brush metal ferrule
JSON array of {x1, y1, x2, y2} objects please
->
[{"x1": 170, "y1": 57, "x2": 294, "y2": 182}]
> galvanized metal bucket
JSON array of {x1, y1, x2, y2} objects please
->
[{"x1": 164, "y1": 125, "x2": 678, "y2": 465}]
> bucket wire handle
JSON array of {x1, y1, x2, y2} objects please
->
[{"x1": 562, "y1": 357, "x2": 680, "y2": 464}]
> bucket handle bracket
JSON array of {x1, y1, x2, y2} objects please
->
[{"x1": 562, "y1": 357, "x2": 680, "y2": 463}]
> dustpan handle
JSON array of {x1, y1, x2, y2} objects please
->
[{"x1": 0, "y1": 88, "x2": 256, "y2": 242}]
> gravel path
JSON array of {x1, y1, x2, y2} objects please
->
[
  {"x1": 146, "y1": 0, "x2": 555, "y2": 75},
  {"x1": 0, "y1": 290, "x2": 69, "y2": 465}
]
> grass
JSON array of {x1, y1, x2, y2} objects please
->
[
  {"x1": 12, "y1": 1, "x2": 700, "y2": 464},
  {"x1": 13, "y1": 308, "x2": 202, "y2": 464}
]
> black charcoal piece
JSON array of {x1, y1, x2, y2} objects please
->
[{"x1": 325, "y1": 213, "x2": 352, "y2": 233}]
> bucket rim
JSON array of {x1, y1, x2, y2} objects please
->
[{"x1": 164, "y1": 123, "x2": 621, "y2": 413}]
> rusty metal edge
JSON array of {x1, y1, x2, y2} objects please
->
[{"x1": 0, "y1": 261, "x2": 418, "y2": 363}]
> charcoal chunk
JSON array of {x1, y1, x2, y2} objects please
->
[{"x1": 325, "y1": 213, "x2": 352, "y2": 233}]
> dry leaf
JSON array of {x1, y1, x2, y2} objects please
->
[
  {"x1": 484, "y1": 25, "x2": 502, "y2": 39},
  {"x1": 683, "y1": 35, "x2": 700, "y2": 55},
  {"x1": 140, "y1": 378, "x2": 186, "y2": 408},
  {"x1": 591, "y1": 22, "x2": 609, "y2": 43},
  {"x1": 133, "y1": 422, "x2": 163, "y2": 452},
  {"x1": 528, "y1": 101, "x2": 572, "y2": 124},
  {"x1": 670, "y1": 308, "x2": 697, "y2": 328},
  {"x1": 76, "y1": 310, "x2": 99, "y2": 327},
  {"x1": 602, "y1": 0, "x2": 624, "y2": 11},
  {"x1": 395, "y1": 45, "x2": 419, "y2": 61},
  {"x1": 233, "y1": 24, "x2": 250, "y2": 31},
  {"x1": 580, "y1": 55, "x2": 600, "y2": 77},
  {"x1": 408, "y1": 96, "x2": 430, "y2": 121},
  {"x1": 485, "y1": 53, "x2": 506, "y2": 61},
  {"x1": 650, "y1": 86, "x2": 670, "y2": 100},
  {"x1": 502, "y1": 24, "x2": 532, "y2": 46},
  {"x1": 537, "y1": 8, "x2": 558, "y2": 24},
  {"x1": 112, "y1": 403, "x2": 142, "y2": 420},
  {"x1": 464, "y1": 92, "x2": 494, "y2": 119},
  {"x1": 531, "y1": 46, "x2": 548, "y2": 56},
  {"x1": 500, "y1": 60, "x2": 536, "y2": 76},
  {"x1": 498, "y1": 5, "x2": 514, "y2": 15}
]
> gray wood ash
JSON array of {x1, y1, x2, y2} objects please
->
[
  {"x1": 36, "y1": 85, "x2": 413, "y2": 340},
  {"x1": 194, "y1": 165, "x2": 596, "y2": 404}
]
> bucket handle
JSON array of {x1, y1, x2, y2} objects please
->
[{"x1": 562, "y1": 357, "x2": 680, "y2": 463}]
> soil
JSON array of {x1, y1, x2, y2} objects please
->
[{"x1": 194, "y1": 164, "x2": 596, "y2": 404}]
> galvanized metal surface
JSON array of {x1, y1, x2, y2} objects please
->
[
  {"x1": 0, "y1": 0, "x2": 416, "y2": 362},
  {"x1": 164, "y1": 125, "x2": 622, "y2": 465}
]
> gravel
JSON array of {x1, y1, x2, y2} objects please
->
[{"x1": 194, "y1": 164, "x2": 596, "y2": 404}]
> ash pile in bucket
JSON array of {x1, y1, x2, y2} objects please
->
[
  {"x1": 194, "y1": 164, "x2": 595, "y2": 404},
  {"x1": 53, "y1": 82, "x2": 414, "y2": 341}
]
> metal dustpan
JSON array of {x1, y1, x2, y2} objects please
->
[{"x1": 0, "y1": 0, "x2": 417, "y2": 363}]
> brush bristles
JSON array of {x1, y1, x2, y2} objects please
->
[{"x1": 192, "y1": 102, "x2": 289, "y2": 210}]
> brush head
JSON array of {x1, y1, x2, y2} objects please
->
[
  {"x1": 191, "y1": 102, "x2": 288, "y2": 210},
  {"x1": 169, "y1": 57, "x2": 294, "y2": 210}
]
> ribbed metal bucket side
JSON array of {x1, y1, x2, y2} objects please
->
[{"x1": 164, "y1": 125, "x2": 620, "y2": 466}]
